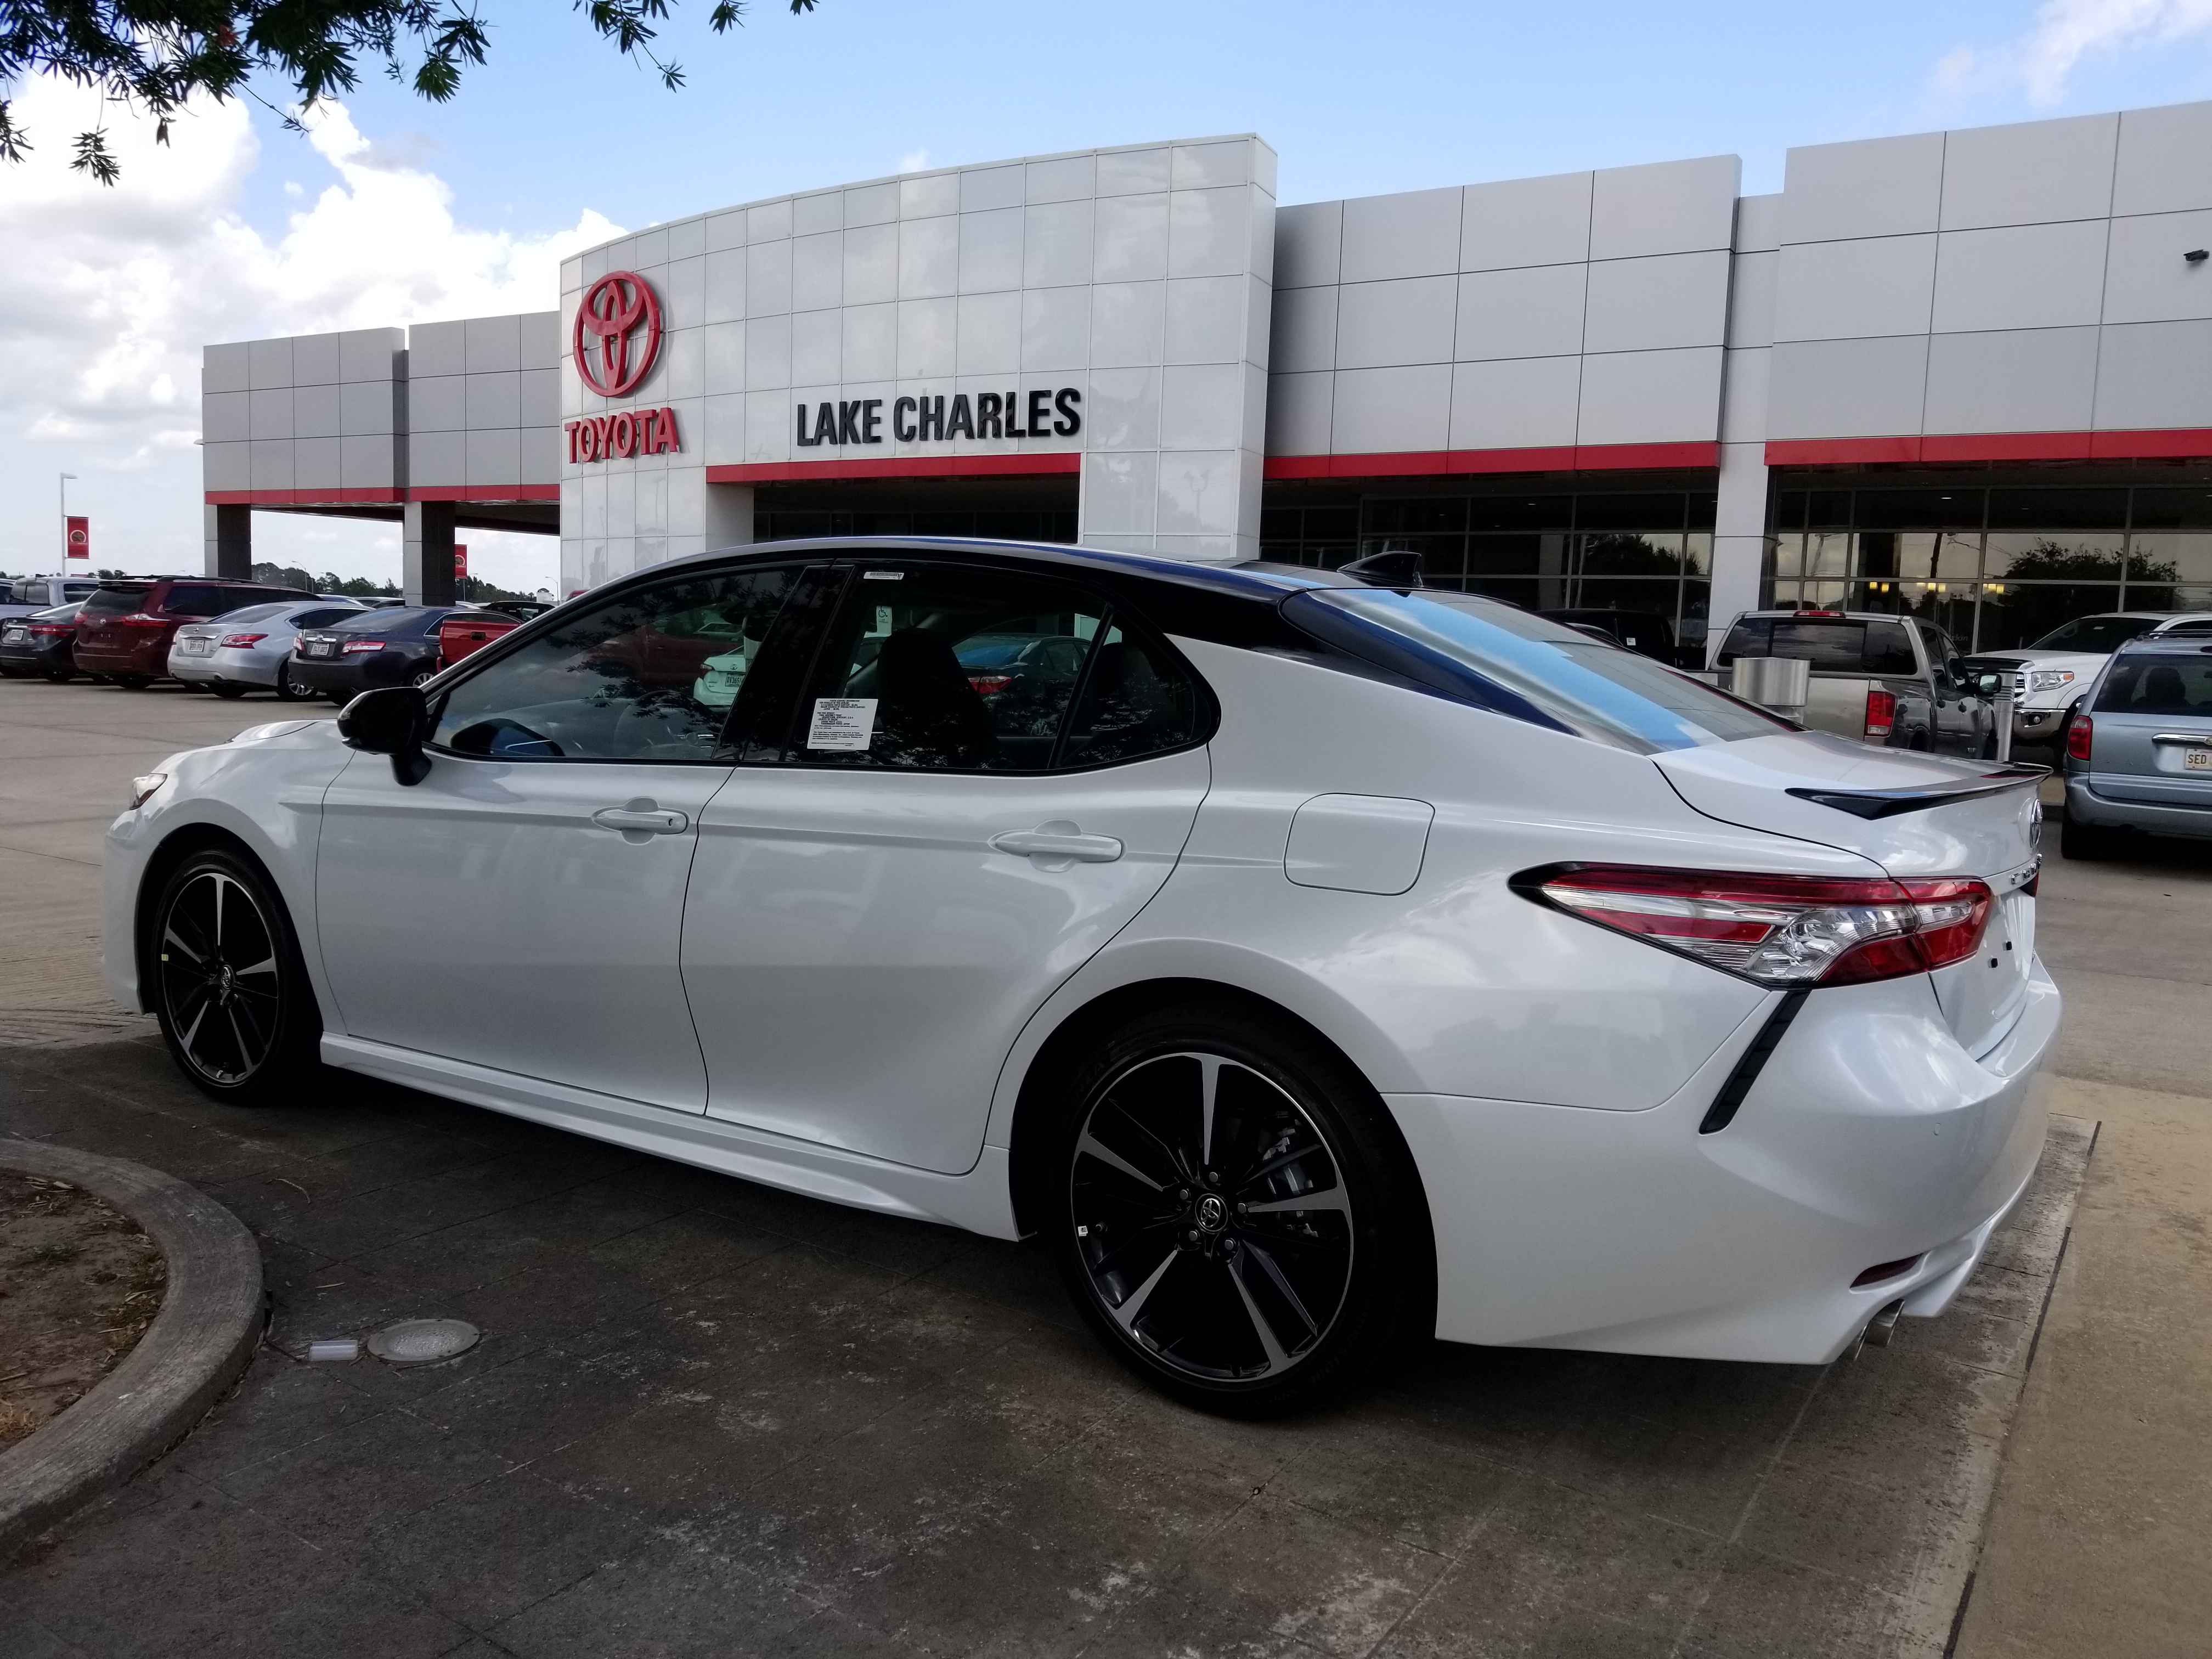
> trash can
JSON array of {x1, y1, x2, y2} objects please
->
[{"x1": 1730, "y1": 656, "x2": 1811, "y2": 722}]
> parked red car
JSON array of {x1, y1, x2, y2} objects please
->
[
  {"x1": 74, "y1": 578, "x2": 317, "y2": 688},
  {"x1": 436, "y1": 602, "x2": 552, "y2": 669}
]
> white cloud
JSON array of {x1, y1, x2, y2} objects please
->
[
  {"x1": 1939, "y1": 0, "x2": 2212, "y2": 105},
  {"x1": 0, "y1": 81, "x2": 616, "y2": 580},
  {"x1": 898, "y1": 147, "x2": 931, "y2": 173}
]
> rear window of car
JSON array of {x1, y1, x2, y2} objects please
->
[
  {"x1": 333, "y1": 607, "x2": 437, "y2": 634},
  {"x1": 2032, "y1": 616, "x2": 2159, "y2": 653},
  {"x1": 82, "y1": 587, "x2": 149, "y2": 614},
  {"x1": 1285, "y1": 588, "x2": 1789, "y2": 752},
  {"x1": 206, "y1": 602, "x2": 292, "y2": 626},
  {"x1": 2094, "y1": 652, "x2": 2212, "y2": 716},
  {"x1": 161, "y1": 584, "x2": 302, "y2": 617},
  {"x1": 291, "y1": 607, "x2": 363, "y2": 629},
  {"x1": 1717, "y1": 617, "x2": 1918, "y2": 674}
]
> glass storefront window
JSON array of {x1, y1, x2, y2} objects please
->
[
  {"x1": 2126, "y1": 533, "x2": 2212, "y2": 586},
  {"x1": 1986, "y1": 488, "x2": 2130, "y2": 530},
  {"x1": 1983, "y1": 532, "x2": 2125, "y2": 581}
]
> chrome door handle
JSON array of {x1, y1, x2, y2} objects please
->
[
  {"x1": 989, "y1": 822, "x2": 1124, "y2": 865},
  {"x1": 592, "y1": 806, "x2": 690, "y2": 834}
]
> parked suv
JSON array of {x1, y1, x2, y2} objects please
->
[
  {"x1": 74, "y1": 578, "x2": 317, "y2": 688},
  {"x1": 2060, "y1": 628, "x2": 2212, "y2": 857},
  {"x1": 0, "y1": 577, "x2": 100, "y2": 620}
]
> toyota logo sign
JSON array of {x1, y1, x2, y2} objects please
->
[{"x1": 573, "y1": 270, "x2": 663, "y2": 398}]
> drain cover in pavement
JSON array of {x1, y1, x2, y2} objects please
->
[{"x1": 366, "y1": 1318, "x2": 481, "y2": 1365}]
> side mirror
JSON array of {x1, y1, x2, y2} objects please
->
[{"x1": 336, "y1": 685, "x2": 433, "y2": 785}]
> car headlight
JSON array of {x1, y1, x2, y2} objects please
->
[
  {"x1": 2030, "y1": 669, "x2": 2075, "y2": 692},
  {"x1": 128, "y1": 773, "x2": 168, "y2": 809}
]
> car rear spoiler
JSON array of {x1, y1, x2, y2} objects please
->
[{"x1": 1785, "y1": 763, "x2": 2050, "y2": 820}]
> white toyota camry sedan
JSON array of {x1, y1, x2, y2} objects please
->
[{"x1": 104, "y1": 540, "x2": 2059, "y2": 1411}]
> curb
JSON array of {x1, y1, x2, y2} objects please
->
[{"x1": 0, "y1": 1138, "x2": 264, "y2": 1560}]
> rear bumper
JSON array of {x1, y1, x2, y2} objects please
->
[
  {"x1": 2068, "y1": 774, "x2": 2212, "y2": 839},
  {"x1": 290, "y1": 652, "x2": 414, "y2": 694},
  {"x1": 1389, "y1": 961, "x2": 2061, "y2": 1364},
  {"x1": 169, "y1": 647, "x2": 281, "y2": 686},
  {"x1": 75, "y1": 636, "x2": 173, "y2": 676}
]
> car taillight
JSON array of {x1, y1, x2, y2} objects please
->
[
  {"x1": 27, "y1": 623, "x2": 71, "y2": 638},
  {"x1": 1864, "y1": 688, "x2": 1896, "y2": 739},
  {"x1": 342, "y1": 640, "x2": 386, "y2": 654},
  {"x1": 217, "y1": 633, "x2": 268, "y2": 648},
  {"x1": 1518, "y1": 865, "x2": 1994, "y2": 988},
  {"x1": 2067, "y1": 714, "x2": 2093, "y2": 761},
  {"x1": 967, "y1": 674, "x2": 1013, "y2": 695}
]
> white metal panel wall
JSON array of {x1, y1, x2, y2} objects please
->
[
  {"x1": 561, "y1": 136, "x2": 1277, "y2": 589},
  {"x1": 201, "y1": 327, "x2": 404, "y2": 502},
  {"x1": 1266, "y1": 156, "x2": 1739, "y2": 459},
  {"x1": 405, "y1": 312, "x2": 561, "y2": 496},
  {"x1": 1769, "y1": 98, "x2": 2212, "y2": 443}
]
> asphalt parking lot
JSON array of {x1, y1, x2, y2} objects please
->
[{"x1": 3, "y1": 678, "x2": 2208, "y2": 1659}]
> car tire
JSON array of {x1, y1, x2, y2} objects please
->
[
  {"x1": 43, "y1": 666, "x2": 74, "y2": 684},
  {"x1": 410, "y1": 668, "x2": 436, "y2": 687},
  {"x1": 112, "y1": 675, "x2": 150, "y2": 691},
  {"x1": 273, "y1": 664, "x2": 309, "y2": 702},
  {"x1": 210, "y1": 682, "x2": 247, "y2": 699},
  {"x1": 326, "y1": 691, "x2": 351, "y2": 706},
  {"x1": 1044, "y1": 1000, "x2": 1433, "y2": 1417},
  {"x1": 148, "y1": 847, "x2": 324, "y2": 1106},
  {"x1": 2060, "y1": 802, "x2": 2119, "y2": 861}
]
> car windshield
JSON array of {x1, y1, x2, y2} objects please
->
[
  {"x1": 2032, "y1": 616, "x2": 2160, "y2": 652},
  {"x1": 1285, "y1": 588, "x2": 1788, "y2": 751},
  {"x1": 2094, "y1": 651, "x2": 2212, "y2": 716}
]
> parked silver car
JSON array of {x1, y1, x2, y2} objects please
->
[
  {"x1": 2061, "y1": 629, "x2": 2212, "y2": 858},
  {"x1": 167, "y1": 600, "x2": 368, "y2": 699}
]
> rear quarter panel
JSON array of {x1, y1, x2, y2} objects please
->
[{"x1": 988, "y1": 644, "x2": 1893, "y2": 1149}]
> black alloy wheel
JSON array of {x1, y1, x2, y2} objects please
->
[
  {"x1": 150, "y1": 849, "x2": 320, "y2": 1103},
  {"x1": 1048, "y1": 1003, "x2": 1431, "y2": 1414}
]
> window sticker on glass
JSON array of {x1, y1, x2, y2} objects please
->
[
  {"x1": 874, "y1": 606, "x2": 894, "y2": 634},
  {"x1": 807, "y1": 697, "x2": 878, "y2": 750},
  {"x1": 862, "y1": 570, "x2": 904, "y2": 581}
]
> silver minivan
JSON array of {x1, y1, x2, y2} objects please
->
[{"x1": 2061, "y1": 629, "x2": 2212, "y2": 857}]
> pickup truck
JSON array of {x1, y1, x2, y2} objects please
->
[
  {"x1": 1712, "y1": 609, "x2": 1999, "y2": 757},
  {"x1": 0, "y1": 576, "x2": 100, "y2": 620}
]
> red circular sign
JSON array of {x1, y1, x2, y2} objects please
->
[{"x1": 573, "y1": 270, "x2": 663, "y2": 398}]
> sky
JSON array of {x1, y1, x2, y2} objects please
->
[{"x1": 5, "y1": 0, "x2": 2212, "y2": 592}]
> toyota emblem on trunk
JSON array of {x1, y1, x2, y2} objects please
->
[{"x1": 573, "y1": 271, "x2": 663, "y2": 398}]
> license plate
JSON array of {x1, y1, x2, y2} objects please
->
[
  {"x1": 306, "y1": 641, "x2": 333, "y2": 657},
  {"x1": 2185, "y1": 748, "x2": 2212, "y2": 773},
  {"x1": 180, "y1": 638, "x2": 211, "y2": 654}
]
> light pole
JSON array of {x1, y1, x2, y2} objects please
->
[{"x1": 59, "y1": 473, "x2": 77, "y2": 578}]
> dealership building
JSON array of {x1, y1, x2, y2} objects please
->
[{"x1": 202, "y1": 97, "x2": 2212, "y2": 658}]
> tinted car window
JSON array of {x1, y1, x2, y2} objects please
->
[
  {"x1": 334, "y1": 607, "x2": 439, "y2": 635},
  {"x1": 83, "y1": 588, "x2": 148, "y2": 615},
  {"x1": 1717, "y1": 617, "x2": 1915, "y2": 674},
  {"x1": 432, "y1": 568, "x2": 796, "y2": 761},
  {"x1": 798, "y1": 565, "x2": 1114, "y2": 772},
  {"x1": 290, "y1": 607, "x2": 364, "y2": 629},
  {"x1": 163, "y1": 585, "x2": 275, "y2": 616},
  {"x1": 2033, "y1": 616, "x2": 2159, "y2": 653},
  {"x1": 1290, "y1": 588, "x2": 1787, "y2": 752},
  {"x1": 1060, "y1": 624, "x2": 1200, "y2": 765},
  {"x1": 2095, "y1": 653, "x2": 2212, "y2": 715}
]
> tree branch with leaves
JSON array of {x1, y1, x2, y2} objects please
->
[{"x1": 0, "y1": 0, "x2": 818, "y2": 183}]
